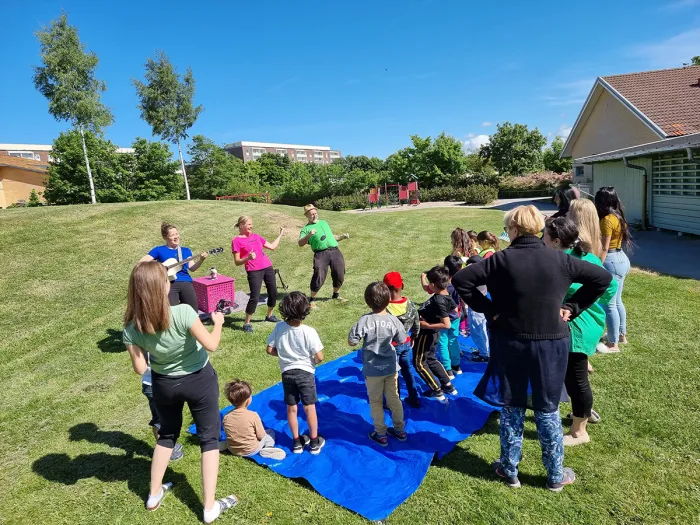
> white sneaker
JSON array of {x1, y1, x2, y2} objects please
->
[
  {"x1": 204, "y1": 495, "x2": 238, "y2": 524},
  {"x1": 146, "y1": 483, "x2": 173, "y2": 511},
  {"x1": 596, "y1": 342, "x2": 620, "y2": 354}
]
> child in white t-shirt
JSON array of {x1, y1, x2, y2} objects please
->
[{"x1": 266, "y1": 292, "x2": 325, "y2": 455}]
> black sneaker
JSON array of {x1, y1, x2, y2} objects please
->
[
  {"x1": 443, "y1": 384, "x2": 459, "y2": 396},
  {"x1": 492, "y1": 460, "x2": 521, "y2": 488},
  {"x1": 404, "y1": 396, "x2": 421, "y2": 409},
  {"x1": 368, "y1": 432, "x2": 388, "y2": 447},
  {"x1": 309, "y1": 436, "x2": 326, "y2": 455},
  {"x1": 387, "y1": 427, "x2": 407, "y2": 441},
  {"x1": 471, "y1": 355, "x2": 489, "y2": 363},
  {"x1": 169, "y1": 443, "x2": 184, "y2": 461},
  {"x1": 243, "y1": 323, "x2": 254, "y2": 333},
  {"x1": 421, "y1": 389, "x2": 445, "y2": 401},
  {"x1": 292, "y1": 435, "x2": 310, "y2": 454},
  {"x1": 265, "y1": 315, "x2": 280, "y2": 323},
  {"x1": 547, "y1": 467, "x2": 576, "y2": 492}
]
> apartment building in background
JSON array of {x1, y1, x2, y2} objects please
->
[
  {"x1": 225, "y1": 141, "x2": 342, "y2": 164},
  {"x1": 0, "y1": 143, "x2": 135, "y2": 163}
]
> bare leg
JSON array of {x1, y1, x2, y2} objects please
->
[
  {"x1": 244, "y1": 313, "x2": 252, "y2": 324},
  {"x1": 287, "y1": 405, "x2": 299, "y2": 439},
  {"x1": 201, "y1": 449, "x2": 220, "y2": 512},
  {"x1": 304, "y1": 404, "x2": 318, "y2": 439},
  {"x1": 149, "y1": 445, "x2": 172, "y2": 497},
  {"x1": 333, "y1": 287, "x2": 341, "y2": 294},
  {"x1": 310, "y1": 291, "x2": 318, "y2": 299},
  {"x1": 266, "y1": 306, "x2": 274, "y2": 317}
]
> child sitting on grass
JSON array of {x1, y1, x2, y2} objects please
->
[
  {"x1": 349, "y1": 282, "x2": 408, "y2": 446},
  {"x1": 222, "y1": 379, "x2": 286, "y2": 460},
  {"x1": 266, "y1": 292, "x2": 325, "y2": 455},
  {"x1": 414, "y1": 266, "x2": 459, "y2": 400},
  {"x1": 384, "y1": 271, "x2": 421, "y2": 408}
]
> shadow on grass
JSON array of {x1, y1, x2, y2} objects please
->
[
  {"x1": 97, "y1": 329, "x2": 125, "y2": 353},
  {"x1": 32, "y1": 423, "x2": 202, "y2": 519}
]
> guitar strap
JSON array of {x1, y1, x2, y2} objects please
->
[{"x1": 177, "y1": 246, "x2": 183, "y2": 262}]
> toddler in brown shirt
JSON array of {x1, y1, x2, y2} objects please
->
[{"x1": 222, "y1": 380, "x2": 286, "y2": 460}]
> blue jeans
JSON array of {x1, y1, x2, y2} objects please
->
[
  {"x1": 500, "y1": 406, "x2": 564, "y2": 484},
  {"x1": 437, "y1": 317, "x2": 461, "y2": 370},
  {"x1": 468, "y1": 308, "x2": 489, "y2": 357},
  {"x1": 396, "y1": 342, "x2": 419, "y2": 400},
  {"x1": 603, "y1": 250, "x2": 630, "y2": 344}
]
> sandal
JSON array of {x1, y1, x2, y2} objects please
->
[
  {"x1": 146, "y1": 482, "x2": 173, "y2": 511},
  {"x1": 203, "y1": 495, "x2": 239, "y2": 523}
]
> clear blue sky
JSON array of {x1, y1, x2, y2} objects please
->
[{"x1": 1, "y1": 0, "x2": 699, "y2": 158}]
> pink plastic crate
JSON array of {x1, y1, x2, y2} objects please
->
[{"x1": 193, "y1": 275, "x2": 235, "y2": 313}]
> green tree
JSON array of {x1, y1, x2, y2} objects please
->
[
  {"x1": 187, "y1": 136, "x2": 249, "y2": 199},
  {"x1": 464, "y1": 152, "x2": 496, "y2": 176},
  {"x1": 44, "y1": 129, "x2": 125, "y2": 204},
  {"x1": 255, "y1": 152, "x2": 293, "y2": 186},
  {"x1": 119, "y1": 138, "x2": 182, "y2": 201},
  {"x1": 688, "y1": 56, "x2": 700, "y2": 66},
  {"x1": 27, "y1": 190, "x2": 43, "y2": 207},
  {"x1": 385, "y1": 133, "x2": 468, "y2": 187},
  {"x1": 33, "y1": 13, "x2": 113, "y2": 205},
  {"x1": 133, "y1": 51, "x2": 203, "y2": 200},
  {"x1": 542, "y1": 136, "x2": 573, "y2": 174},
  {"x1": 480, "y1": 122, "x2": 546, "y2": 176}
]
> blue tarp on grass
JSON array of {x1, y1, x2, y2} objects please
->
[{"x1": 189, "y1": 335, "x2": 497, "y2": 521}]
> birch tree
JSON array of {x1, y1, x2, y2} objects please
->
[
  {"x1": 33, "y1": 13, "x2": 113, "y2": 205},
  {"x1": 133, "y1": 52, "x2": 203, "y2": 200}
]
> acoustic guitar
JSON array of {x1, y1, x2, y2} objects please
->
[{"x1": 162, "y1": 247, "x2": 224, "y2": 281}]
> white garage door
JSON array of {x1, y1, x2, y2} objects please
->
[{"x1": 652, "y1": 154, "x2": 700, "y2": 235}]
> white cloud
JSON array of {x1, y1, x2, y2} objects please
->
[
  {"x1": 558, "y1": 124, "x2": 572, "y2": 139},
  {"x1": 462, "y1": 134, "x2": 490, "y2": 152},
  {"x1": 633, "y1": 29, "x2": 700, "y2": 68},
  {"x1": 481, "y1": 121, "x2": 493, "y2": 127}
]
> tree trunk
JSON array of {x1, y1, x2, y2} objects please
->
[
  {"x1": 177, "y1": 138, "x2": 191, "y2": 200},
  {"x1": 79, "y1": 126, "x2": 97, "y2": 205}
]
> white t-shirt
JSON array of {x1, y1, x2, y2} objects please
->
[{"x1": 267, "y1": 322, "x2": 323, "y2": 374}]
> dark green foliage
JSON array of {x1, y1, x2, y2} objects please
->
[
  {"x1": 27, "y1": 190, "x2": 43, "y2": 207},
  {"x1": 480, "y1": 122, "x2": 547, "y2": 176}
]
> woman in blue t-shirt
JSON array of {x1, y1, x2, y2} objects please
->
[{"x1": 139, "y1": 222, "x2": 208, "y2": 312}]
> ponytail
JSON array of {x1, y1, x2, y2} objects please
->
[{"x1": 477, "y1": 230, "x2": 500, "y2": 251}]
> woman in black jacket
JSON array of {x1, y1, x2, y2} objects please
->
[{"x1": 452, "y1": 205, "x2": 612, "y2": 492}]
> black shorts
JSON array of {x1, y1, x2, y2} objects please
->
[
  {"x1": 142, "y1": 382, "x2": 160, "y2": 428},
  {"x1": 282, "y1": 369, "x2": 318, "y2": 406}
]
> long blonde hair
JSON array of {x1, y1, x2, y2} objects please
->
[
  {"x1": 124, "y1": 261, "x2": 171, "y2": 334},
  {"x1": 569, "y1": 199, "x2": 603, "y2": 258}
]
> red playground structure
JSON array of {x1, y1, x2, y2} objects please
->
[{"x1": 368, "y1": 180, "x2": 420, "y2": 209}]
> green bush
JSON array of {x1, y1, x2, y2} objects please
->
[
  {"x1": 419, "y1": 185, "x2": 497, "y2": 205},
  {"x1": 315, "y1": 193, "x2": 368, "y2": 211},
  {"x1": 498, "y1": 171, "x2": 572, "y2": 198}
]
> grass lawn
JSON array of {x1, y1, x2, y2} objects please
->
[{"x1": 1, "y1": 200, "x2": 699, "y2": 525}]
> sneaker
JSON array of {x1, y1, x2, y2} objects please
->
[
  {"x1": 309, "y1": 436, "x2": 326, "y2": 455},
  {"x1": 369, "y1": 431, "x2": 389, "y2": 447},
  {"x1": 471, "y1": 355, "x2": 489, "y2": 363},
  {"x1": 265, "y1": 315, "x2": 280, "y2": 323},
  {"x1": 259, "y1": 447, "x2": 287, "y2": 460},
  {"x1": 387, "y1": 427, "x2": 407, "y2": 441},
  {"x1": 443, "y1": 384, "x2": 459, "y2": 396},
  {"x1": 619, "y1": 334, "x2": 628, "y2": 345},
  {"x1": 292, "y1": 435, "x2": 310, "y2": 454},
  {"x1": 404, "y1": 396, "x2": 421, "y2": 409},
  {"x1": 203, "y1": 495, "x2": 239, "y2": 524},
  {"x1": 453, "y1": 366, "x2": 463, "y2": 375},
  {"x1": 146, "y1": 482, "x2": 173, "y2": 511},
  {"x1": 596, "y1": 342, "x2": 620, "y2": 354},
  {"x1": 492, "y1": 460, "x2": 521, "y2": 488},
  {"x1": 447, "y1": 371, "x2": 455, "y2": 380},
  {"x1": 547, "y1": 467, "x2": 576, "y2": 492},
  {"x1": 421, "y1": 389, "x2": 445, "y2": 401},
  {"x1": 333, "y1": 295, "x2": 348, "y2": 303},
  {"x1": 564, "y1": 409, "x2": 601, "y2": 424},
  {"x1": 243, "y1": 323, "x2": 254, "y2": 333},
  {"x1": 170, "y1": 443, "x2": 184, "y2": 461}
]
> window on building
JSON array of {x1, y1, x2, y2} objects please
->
[
  {"x1": 575, "y1": 166, "x2": 584, "y2": 178},
  {"x1": 329, "y1": 151, "x2": 340, "y2": 158},
  {"x1": 8, "y1": 151, "x2": 39, "y2": 160},
  {"x1": 276, "y1": 148, "x2": 288, "y2": 156},
  {"x1": 296, "y1": 150, "x2": 308, "y2": 161},
  {"x1": 252, "y1": 148, "x2": 266, "y2": 157}
]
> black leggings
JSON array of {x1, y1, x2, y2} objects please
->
[
  {"x1": 564, "y1": 352, "x2": 593, "y2": 418},
  {"x1": 412, "y1": 331, "x2": 451, "y2": 393},
  {"x1": 168, "y1": 280, "x2": 198, "y2": 312},
  {"x1": 246, "y1": 266, "x2": 277, "y2": 315},
  {"x1": 152, "y1": 362, "x2": 221, "y2": 452}
]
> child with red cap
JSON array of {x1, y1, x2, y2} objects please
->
[{"x1": 384, "y1": 271, "x2": 421, "y2": 408}]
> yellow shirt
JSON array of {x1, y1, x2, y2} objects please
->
[{"x1": 600, "y1": 214, "x2": 623, "y2": 250}]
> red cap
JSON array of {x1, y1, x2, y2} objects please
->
[{"x1": 383, "y1": 271, "x2": 403, "y2": 289}]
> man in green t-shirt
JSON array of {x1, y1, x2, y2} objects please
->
[{"x1": 298, "y1": 204, "x2": 350, "y2": 306}]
